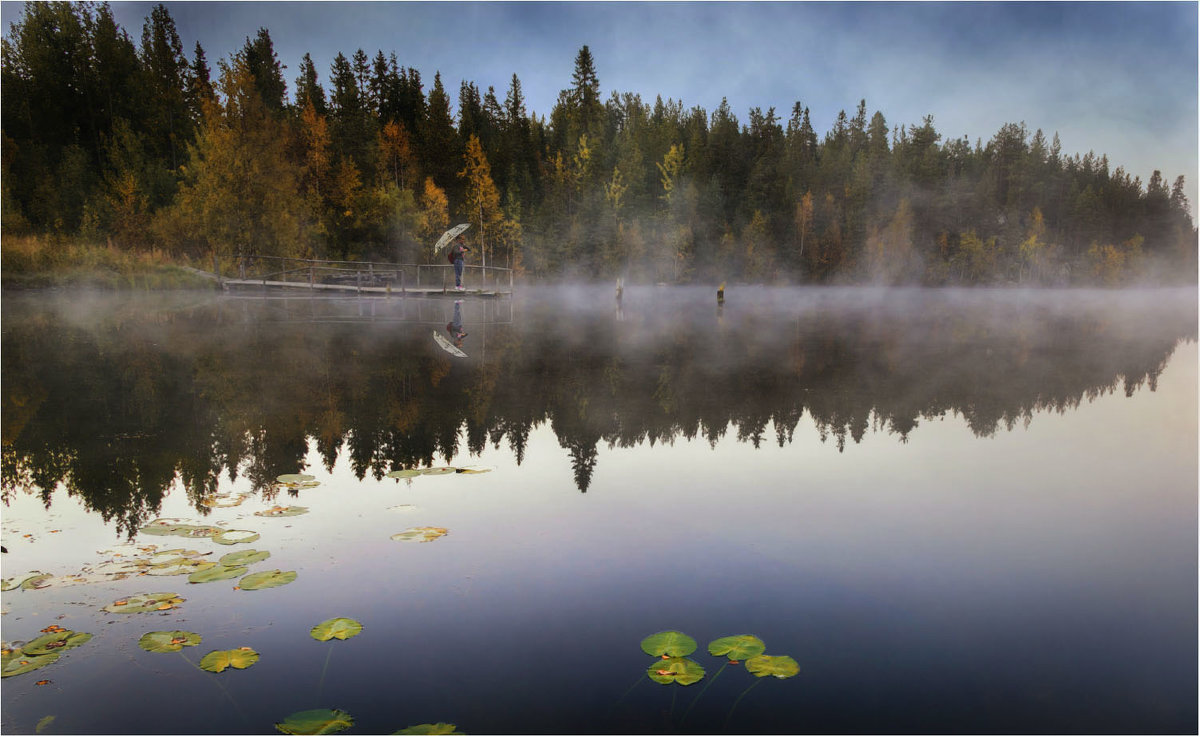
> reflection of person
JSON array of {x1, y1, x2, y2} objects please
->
[
  {"x1": 450, "y1": 235, "x2": 470, "y2": 291},
  {"x1": 446, "y1": 299, "x2": 467, "y2": 348}
]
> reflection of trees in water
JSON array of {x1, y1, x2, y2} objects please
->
[{"x1": 1, "y1": 291, "x2": 1194, "y2": 532}]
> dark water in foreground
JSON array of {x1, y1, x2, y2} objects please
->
[{"x1": 1, "y1": 286, "x2": 1196, "y2": 734}]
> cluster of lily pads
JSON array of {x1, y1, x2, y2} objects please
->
[
  {"x1": 2, "y1": 625, "x2": 92, "y2": 678},
  {"x1": 634, "y1": 630, "x2": 799, "y2": 725},
  {"x1": 3, "y1": 468, "x2": 470, "y2": 732},
  {"x1": 275, "y1": 711, "x2": 460, "y2": 736},
  {"x1": 386, "y1": 466, "x2": 491, "y2": 480}
]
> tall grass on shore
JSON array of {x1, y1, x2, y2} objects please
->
[{"x1": 1, "y1": 236, "x2": 215, "y2": 290}]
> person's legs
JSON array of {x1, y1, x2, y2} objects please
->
[{"x1": 454, "y1": 259, "x2": 464, "y2": 287}]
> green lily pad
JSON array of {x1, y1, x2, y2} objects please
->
[
  {"x1": 23, "y1": 631, "x2": 92, "y2": 655},
  {"x1": 420, "y1": 467, "x2": 456, "y2": 476},
  {"x1": 275, "y1": 708, "x2": 354, "y2": 735},
  {"x1": 745, "y1": 654, "x2": 800, "y2": 679},
  {"x1": 386, "y1": 469, "x2": 422, "y2": 479},
  {"x1": 212, "y1": 529, "x2": 260, "y2": 546},
  {"x1": 148, "y1": 560, "x2": 216, "y2": 576},
  {"x1": 199, "y1": 647, "x2": 259, "y2": 673},
  {"x1": 219, "y1": 550, "x2": 270, "y2": 566},
  {"x1": 188, "y1": 564, "x2": 247, "y2": 584},
  {"x1": 238, "y1": 570, "x2": 296, "y2": 590},
  {"x1": 647, "y1": 656, "x2": 705, "y2": 686},
  {"x1": 393, "y1": 724, "x2": 461, "y2": 735},
  {"x1": 1, "y1": 652, "x2": 59, "y2": 678},
  {"x1": 390, "y1": 527, "x2": 448, "y2": 543},
  {"x1": 138, "y1": 630, "x2": 201, "y2": 653},
  {"x1": 1, "y1": 572, "x2": 43, "y2": 591},
  {"x1": 103, "y1": 592, "x2": 184, "y2": 613},
  {"x1": 641, "y1": 631, "x2": 698, "y2": 658},
  {"x1": 20, "y1": 574, "x2": 55, "y2": 590},
  {"x1": 254, "y1": 506, "x2": 309, "y2": 517},
  {"x1": 310, "y1": 618, "x2": 363, "y2": 642},
  {"x1": 708, "y1": 635, "x2": 766, "y2": 661},
  {"x1": 276, "y1": 474, "x2": 316, "y2": 484},
  {"x1": 139, "y1": 521, "x2": 222, "y2": 538}
]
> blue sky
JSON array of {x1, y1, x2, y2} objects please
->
[{"x1": 4, "y1": 1, "x2": 1197, "y2": 205}]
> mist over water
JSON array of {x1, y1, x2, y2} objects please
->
[{"x1": 1, "y1": 285, "x2": 1195, "y2": 734}]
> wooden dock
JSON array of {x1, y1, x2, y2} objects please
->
[{"x1": 214, "y1": 255, "x2": 514, "y2": 298}]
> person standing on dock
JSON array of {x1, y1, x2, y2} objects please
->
[{"x1": 450, "y1": 235, "x2": 471, "y2": 291}]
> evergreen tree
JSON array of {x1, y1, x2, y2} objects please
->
[
  {"x1": 139, "y1": 4, "x2": 191, "y2": 171},
  {"x1": 240, "y1": 28, "x2": 287, "y2": 113},
  {"x1": 294, "y1": 52, "x2": 327, "y2": 116},
  {"x1": 422, "y1": 72, "x2": 461, "y2": 198}
]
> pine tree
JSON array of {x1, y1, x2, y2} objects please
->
[
  {"x1": 240, "y1": 28, "x2": 286, "y2": 113},
  {"x1": 139, "y1": 4, "x2": 191, "y2": 172},
  {"x1": 294, "y1": 52, "x2": 327, "y2": 116},
  {"x1": 422, "y1": 72, "x2": 461, "y2": 197}
]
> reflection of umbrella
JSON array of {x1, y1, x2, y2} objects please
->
[
  {"x1": 434, "y1": 223, "x2": 470, "y2": 254},
  {"x1": 433, "y1": 330, "x2": 467, "y2": 358}
]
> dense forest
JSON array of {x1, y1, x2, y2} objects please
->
[{"x1": 2, "y1": 2, "x2": 1196, "y2": 284}]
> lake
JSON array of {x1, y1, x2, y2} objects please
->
[{"x1": 1, "y1": 285, "x2": 1196, "y2": 735}]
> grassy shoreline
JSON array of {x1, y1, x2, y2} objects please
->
[{"x1": 1, "y1": 236, "x2": 218, "y2": 290}]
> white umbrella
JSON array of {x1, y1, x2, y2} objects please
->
[{"x1": 434, "y1": 223, "x2": 471, "y2": 254}]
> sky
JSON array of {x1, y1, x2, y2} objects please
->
[{"x1": 3, "y1": 1, "x2": 1197, "y2": 206}]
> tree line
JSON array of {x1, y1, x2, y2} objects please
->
[{"x1": 3, "y1": 2, "x2": 1196, "y2": 284}]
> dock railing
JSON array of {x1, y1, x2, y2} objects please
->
[{"x1": 228, "y1": 255, "x2": 514, "y2": 294}]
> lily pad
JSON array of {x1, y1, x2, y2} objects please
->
[
  {"x1": 23, "y1": 631, "x2": 92, "y2": 655},
  {"x1": 212, "y1": 529, "x2": 260, "y2": 546},
  {"x1": 745, "y1": 654, "x2": 800, "y2": 679},
  {"x1": 386, "y1": 469, "x2": 422, "y2": 479},
  {"x1": 275, "y1": 708, "x2": 354, "y2": 735},
  {"x1": 647, "y1": 656, "x2": 705, "y2": 686},
  {"x1": 138, "y1": 630, "x2": 201, "y2": 653},
  {"x1": 1, "y1": 572, "x2": 43, "y2": 591},
  {"x1": 254, "y1": 506, "x2": 309, "y2": 517},
  {"x1": 390, "y1": 527, "x2": 449, "y2": 543},
  {"x1": 139, "y1": 521, "x2": 221, "y2": 538},
  {"x1": 708, "y1": 635, "x2": 766, "y2": 661},
  {"x1": 20, "y1": 574, "x2": 55, "y2": 590},
  {"x1": 188, "y1": 564, "x2": 247, "y2": 584},
  {"x1": 420, "y1": 467, "x2": 456, "y2": 476},
  {"x1": 148, "y1": 560, "x2": 216, "y2": 576},
  {"x1": 1, "y1": 652, "x2": 59, "y2": 678},
  {"x1": 82, "y1": 559, "x2": 149, "y2": 576},
  {"x1": 147, "y1": 549, "x2": 204, "y2": 566},
  {"x1": 276, "y1": 474, "x2": 316, "y2": 484},
  {"x1": 239, "y1": 569, "x2": 296, "y2": 590},
  {"x1": 640, "y1": 630, "x2": 698, "y2": 658},
  {"x1": 202, "y1": 493, "x2": 249, "y2": 508},
  {"x1": 199, "y1": 647, "x2": 259, "y2": 673},
  {"x1": 103, "y1": 592, "x2": 184, "y2": 613},
  {"x1": 393, "y1": 724, "x2": 461, "y2": 735},
  {"x1": 219, "y1": 549, "x2": 270, "y2": 566},
  {"x1": 310, "y1": 618, "x2": 363, "y2": 642}
]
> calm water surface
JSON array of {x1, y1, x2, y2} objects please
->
[{"x1": 1, "y1": 286, "x2": 1196, "y2": 734}]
